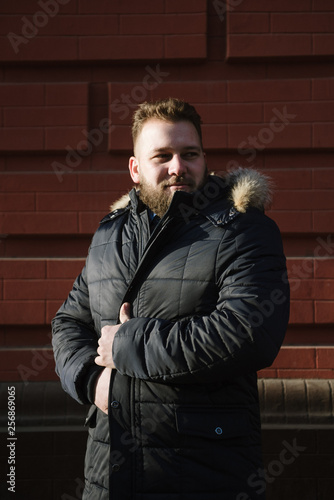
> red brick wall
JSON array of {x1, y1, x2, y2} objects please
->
[{"x1": 1, "y1": 0, "x2": 334, "y2": 382}]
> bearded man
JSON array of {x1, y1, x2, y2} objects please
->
[{"x1": 52, "y1": 98, "x2": 289, "y2": 500}]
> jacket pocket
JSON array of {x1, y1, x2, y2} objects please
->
[{"x1": 175, "y1": 406, "x2": 251, "y2": 441}]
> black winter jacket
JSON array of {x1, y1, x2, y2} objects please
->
[{"x1": 52, "y1": 169, "x2": 290, "y2": 500}]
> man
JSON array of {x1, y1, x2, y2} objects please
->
[{"x1": 52, "y1": 98, "x2": 289, "y2": 500}]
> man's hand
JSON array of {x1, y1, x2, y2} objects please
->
[
  {"x1": 95, "y1": 302, "x2": 131, "y2": 369},
  {"x1": 94, "y1": 367, "x2": 111, "y2": 414}
]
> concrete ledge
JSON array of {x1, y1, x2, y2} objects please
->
[
  {"x1": 258, "y1": 379, "x2": 334, "y2": 426},
  {"x1": 1, "y1": 379, "x2": 334, "y2": 429}
]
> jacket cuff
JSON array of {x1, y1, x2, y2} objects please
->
[{"x1": 82, "y1": 364, "x2": 104, "y2": 404}]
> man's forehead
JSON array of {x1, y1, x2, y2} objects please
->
[{"x1": 138, "y1": 119, "x2": 201, "y2": 151}]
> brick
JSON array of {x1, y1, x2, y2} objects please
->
[
  {"x1": 317, "y1": 347, "x2": 334, "y2": 369},
  {"x1": 0, "y1": 193, "x2": 35, "y2": 211},
  {"x1": 4, "y1": 106, "x2": 88, "y2": 127},
  {"x1": 196, "y1": 103, "x2": 263, "y2": 124},
  {"x1": 0, "y1": 173, "x2": 77, "y2": 192},
  {"x1": 257, "y1": 368, "x2": 277, "y2": 378},
  {"x1": 78, "y1": 0, "x2": 122, "y2": 13},
  {"x1": 287, "y1": 258, "x2": 314, "y2": 279},
  {"x1": 315, "y1": 259, "x2": 334, "y2": 278},
  {"x1": 272, "y1": 190, "x2": 334, "y2": 210},
  {"x1": 228, "y1": 124, "x2": 312, "y2": 149},
  {"x1": 0, "y1": 213, "x2": 78, "y2": 234},
  {"x1": 2, "y1": 36, "x2": 78, "y2": 62},
  {"x1": 44, "y1": 127, "x2": 88, "y2": 151},
  {"x1": 78, "y1": 212, "x2": 106, "y2": 234},
  {"x1": 0, "y1": 301, "x2": 45, "y2": 324},
  {"x1": 313, "y1": 168, "x2": 334, "y2": 189},
  {"x1": 46, "y1": 300, "x2": 65, "y2": 323},
  {"x1": 202, "y1": 125, "x2": 228, "y2": 149},
  {"x1": 313, "y1": 211, "x2": 334, "y2": 232},
  {"x1": 0, "y1": 128, "x2": 44, "y2": 151},
  {"x1": 164, "y1": 34, "x2": 207, "y2": 59},
  {"x1": 289, "y1": 300, "x2": 314, "y2": 323},
  {"x1": 227, "y1": 13, "x2": 270, "y2": 34},
  {"x1": 227, "y1": 34, "x2": 312, "y2": 59},
  {"x1": 227, "y1": 0, "x2": 311, "y2": 11},
  {"x1": 1, "y1": 325, "x2": 51, "y2": 346},
  {"x1": 0, "y1": 349, "x2": 56, "y2": 381},
  {"x1": 47, "y1": 259, "x2": 84, "y2": 279},
  {"x1": 267, "y1": 211, "x2": 313, "y2": 233},
  {"x1": 45, "y1": 83, "x2": 89, "y2": 106},
  {"x1": 0, "y1": 0, "x2": 76, "y2": 13},
  {"x1": 312, "y1": 78, "x2": 334, "y2": 100},
  {"x1": 90, "y1": 153, "x2": 130, "y2": 172},
  {"x1": 36, "y1": 192, "x2": 114, "y2": 211},
  {"x1": 108, "y1": 125, "x2": 132, "y2": 151},
  {"x1": 165, "y1": 0, "x2": 207, "y2": 13},
  {"x1": 79, "y1": 36, "x2": 164, "y2": 61},
  {"x1": 272, "y1": 13, "x2": 334, "y2": 33},
  {"x1": 0, "y1": 348, "x2": 50, "y2": 370},
  {"x1": 120, "y1": 14, "x2": 206, "y2": 35},
  {"x1": 228, "y1": 79, "x2": 311, "y2": 103},
  {"x1": 4, "y1": 278, "x2": 73, "y2": 300},
  {"x1": 267, "y1": 169, "x2": 313, "y2": 190},
  {"x1": 265, "y1": 101, "x2": 334, "y2": 123},
  {"x1": 271, "y1": 346, "x2": 316, "y2": 369},
  {"x1": 313, "y1": 34, "x2": 334, "y2": 55},
  {"x1": 290, "y1": 279, "x2": 314, "y2": 300},
  {"x1": 313, "y1": 123, "x2": 334, "y2": 148},
  {"x1": 265, "y1": 151, "x2": 334, "y2": 169},
  {"x1": 315, "y1": 301, "x2": 334, "y2": 323},
  {"x1": 150, "y1": 82, "x2": 227, "y2": 104},
  {"x1": 277, "y1": 369, "x2": 334, "y2": 378},
  {"x1": 79, "y1": 0, "x2": 164, "y2": 13},
  {"x1": 78, "y1": 173, "x2": 132, "y2": 192},
  {"x1": 0, "y1": 84, "x2": 44, "y2": 106},
  {"x1": 0, "y1": 260, "x2": 46, "y2": 279},
  {"x1": 314, "y1": 280, "x2": 334, "y2": 300},
  {"x1": 32, "y1": 15, "x2": 119, "y2": 36}
]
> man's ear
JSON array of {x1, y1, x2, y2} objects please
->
[{"x1": 129, "y1": 156, "x2": 140, "y2": 184}]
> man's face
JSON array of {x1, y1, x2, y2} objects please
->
[{"x1": 128, "y1": 118, "x2": 207, "y2": 217}]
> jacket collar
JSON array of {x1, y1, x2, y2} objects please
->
[{"x1": 107, "y1": 168, "x2": 273, "y2": 226}]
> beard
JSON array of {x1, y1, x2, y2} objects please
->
[{"x1": 138, "y1": 169, "x2": 208, "y2": 219}]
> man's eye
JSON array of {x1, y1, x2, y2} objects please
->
[
  {"x1": 184, "y1": 152, "x2": 198, "y2": 158},
  {"x1": 155, "y1": 154, "x2": 170, "y2": 160}
]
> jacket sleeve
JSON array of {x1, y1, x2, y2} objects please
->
[
  {"x1": 51, "y1": 262, "x2": 103, "y2": 404},
  {"x1": 112, "y1": 212, "x2": 290, "y2": 384}
]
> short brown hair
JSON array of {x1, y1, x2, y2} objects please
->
[{"x1": 131, "y1": 97, "x2": 203, "y2": 153}]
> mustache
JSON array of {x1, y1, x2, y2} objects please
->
[{"x1": 161, "y1": 176, "x2": 195, "y2": 188}]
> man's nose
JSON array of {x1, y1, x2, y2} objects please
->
[{"x1": 168, "y1": 155, "x2": 187, "y2": 176}]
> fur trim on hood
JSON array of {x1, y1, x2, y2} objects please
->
[{"x1": 109, "y1": 168, "x2": 273, "y2": 213}]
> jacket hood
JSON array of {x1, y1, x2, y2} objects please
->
[{"x1": 109, "y1": 167, "x2": 273, "y2": 214}]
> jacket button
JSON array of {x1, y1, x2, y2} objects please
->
[
  {"x1": 112, "y1": 464, "x2": 120, "y2": 473},
  {"x1": 215, "y1": 427, "x2": 223, "y2": 435},
  {"x1": 110, "y1": 401, "x2": 120, "y2": 409}
]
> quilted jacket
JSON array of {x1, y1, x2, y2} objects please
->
[{"x1": 52, "y1": 168, "x2": 290, "y2": 500}]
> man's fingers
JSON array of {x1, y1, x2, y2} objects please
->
[
  {"x1": 95, "y1": 355, "x2": 104, "y2": 367},
  {"x1": 120, "y1": 302, "x2": 131, "y2": 324}
]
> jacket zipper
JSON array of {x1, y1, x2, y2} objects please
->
[{"x1": 118, "y1": 215, "x2": 172, "y2": 319}]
